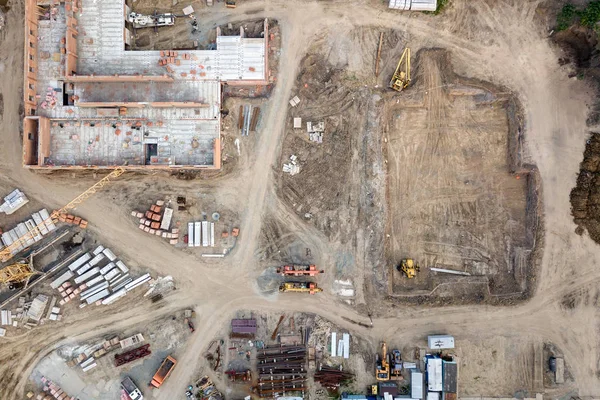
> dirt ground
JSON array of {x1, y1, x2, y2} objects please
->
[
  {"x1": 2, "y1": 0, "x2": 600, "y2": 399},
  {"x1": 29, "y1": 312, "x2": 193, "y2": 399},
  {"x1": 385, "y1": 50, "x2": 539, "y2": 302}
]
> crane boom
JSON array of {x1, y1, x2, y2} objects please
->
[{"x1": 0, "y1": 167, "x2": 125, "y2": 262}]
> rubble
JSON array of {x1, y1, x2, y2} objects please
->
[
  {"x1": 0, "y1": 189, "x2": 29, "y2": 215},
  {"x1": 283, "y1": 155, "x2": 300, "y2": 175},
  {"x1": 307, "y1": 121, "x2": 324, "y2": 143}
]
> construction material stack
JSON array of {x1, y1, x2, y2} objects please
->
[
  {"x1": 48, "y1": 244, "x2": 151, "y2": 311},
  {"x1": 314, "y1": 366, "x2": 354, "y2": 389},
  {"x1": 132, "y1": 200, "x2": 179, "y2": 245},
  {"x1": 257, "y1": 345, "x2": 307, "y2": 398}
]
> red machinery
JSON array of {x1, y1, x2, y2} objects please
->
[{"x1": 276, "y1": 265, "x2": 324, "y2": 277}]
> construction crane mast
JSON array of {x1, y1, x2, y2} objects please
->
[
  {"x1": 0, "y1": 167, "x2": 125, "y2": 263},
  {"x1": 0, "y1": 257, "x2": 36, "y2": 286}
]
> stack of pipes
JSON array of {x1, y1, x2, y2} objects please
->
[
  {"x1": 256, "y1": 345, "x2": 307, "y2": 398},
  {"x1": 314, "y1": 365, "x2": 354, "y2": 389}
]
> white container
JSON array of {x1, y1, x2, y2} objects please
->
[
  {"x1": 102, "y1": 248, "x2": 117, "y2": 261},
  {"x1": 116, "y1": 260, "x2": 129, "y2": 273},
  {"x1": 427, "y1": 335, "x2": 455, "y2": 349},
  {"x1": 85, "y1": 288, "x2": 110, "y2": 304},
  {"x1": 68, "y1": 253, "x2": 92, "y2": 272},
  {"x1": 74, "y1": 267, "x2": 100, "y2": 284},
  {"x1": 92, "y1": 245, "x2": 105, "y2": 255},
  {"x1": 50, "y1": 271, "x2": 74, "y2": 289}
]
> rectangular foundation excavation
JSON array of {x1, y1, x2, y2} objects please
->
[{"x1": 23, "y1": 0, "x2": 271, "y2": 170}]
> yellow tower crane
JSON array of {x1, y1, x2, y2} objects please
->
[
  {"x1": 0, "y1": 167, "x2": 125, "y2": 264},
  {"x1": 389, "y1": 47, "x2": 411, "y2": 92},
  {"x1": 0, "y1": 256, "x2": 37, "y2": 286}
]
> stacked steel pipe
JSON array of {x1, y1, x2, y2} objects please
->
[
  {"x1": 314, "y1": 366, "x2": 354, "y2": 389},
  {"x1": 257, "y1": 345, "x2": 307, "y2": 398}
]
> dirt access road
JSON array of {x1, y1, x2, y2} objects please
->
[{"x1": 0, "y1": 0, "x2": 599, "y2": 398}]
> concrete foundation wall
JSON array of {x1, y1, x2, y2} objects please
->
[
  {"x1": 23, "y1": 117, "x2": 38, "y2": 166},
  {"x1": 24, "y1": 0, "x2": 39, "y2": 116}
]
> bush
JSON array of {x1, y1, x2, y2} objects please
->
[
  {"x1": 580, "y1": 1, "x2": 600, "y2": 27},
  {"x1": 557, "y1": 3, "x2": 576, "y2": 31}
]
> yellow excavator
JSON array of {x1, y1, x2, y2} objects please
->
[
  {"x1": 389, "y1": 47, "x2": 411, "y2": 92},
  {"x1": 279, "y1": 282, "x2": 322, "y2": 295},
  {"x1": 398, "y1": 258, "x2": 419, "y2": 279},
  {"x1": 376, "y1": 342, "x2": 390, "y2": 381}
]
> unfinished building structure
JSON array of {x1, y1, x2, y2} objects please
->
[{"x1": 23, "y1": 0, "x2": 269, "y2": 170}]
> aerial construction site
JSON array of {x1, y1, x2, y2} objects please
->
[{"x1": 0, "y1": 0, "x2": 598, "y2": 399}]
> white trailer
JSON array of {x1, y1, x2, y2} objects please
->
[{"x1": 210, "y1": 222, "x2": 215, "y2": 247}]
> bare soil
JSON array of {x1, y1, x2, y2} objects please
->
[
  {"x1": 385, "y1": 49, "x2": 541, "y2": 303},
  {"x1": 1, "y1": 0, "x2": 600, "y2": 399}
]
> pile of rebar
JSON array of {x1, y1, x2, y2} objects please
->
[
  {"x1": 314, "y1": 366, "x2": 354, "y2": 389},
  {"x1": 256, "y1": 345, "x2": 307, "y2": 398}
]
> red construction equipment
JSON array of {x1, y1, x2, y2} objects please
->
[
  {"x1": 114, "y1": 344, "x2": 151, "y2": 367},
  {"x1": 276, "y1": 265, "x2": 324, "y2": 276}
]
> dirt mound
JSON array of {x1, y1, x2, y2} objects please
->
[
  {"x1": 570, "y1": 132, "x2": 600, "y2": 241},
  {"x1": 553, "y1": 26, "x2": 599, "y2": 68}
]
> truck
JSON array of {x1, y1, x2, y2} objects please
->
[
  {"x1": 121, "y1": 376, "x2": 144, "y2": 400},
  {"x1": 150, "y1": 355, "x2": 177, "y2": 388}
]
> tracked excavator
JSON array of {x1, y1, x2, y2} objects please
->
[{"x1": 376, "y1": 342, "x2": 390, "y2": 381}]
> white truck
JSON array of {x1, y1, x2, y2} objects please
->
[{"x1": 121, "y1": 376, "x2": 143, "y2": 400}]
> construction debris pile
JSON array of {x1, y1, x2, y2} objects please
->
[
  {"x1": 131, "y1": 200, "x2": 179, "y2": 245},
  {"x1": 0, "y1": 292, "x2": 66, "y2": 336},
  {"x1": 289, "y1": 95, "x2": 301, "y2": 107},
  {"x1": 1, "y1": 209, "x2": 57, "y2": 256},
  {"x1": 194, "y1": 376, "x2": 224, "y2": 400},
  {"x1": 65, "y1": 332, "x2": 148, "y2": 374},
  {"x1": 314, "y1": 365, "x2": 354, "y2": 389},
  {"x1": 49, "y1": 244, "x2": 151, "y2": 309},
  {"x1": 114, "y1": 333, "x2": 151, "y2": 367},
  {"x1": 40, "y1": 87, "x2": 59, "y2": 110},
  {"x1": 33, "y1": 376, "x2": 75, "y2": 400},
  {"x1": 257, "y1": 345, "x2": 307, "y2": 398},
  {"x1": 307, "y1": 121, "x2": 324, "y2": 143},
  {"x1": 238, "y1": 105, "x2": 261, "y2": 136},
  {"x1": 283, "y1": 155, "x2": 300, "y2": 175},
  {"x1": 0, "y1": 189, "x2": 29, "y2": 215}
]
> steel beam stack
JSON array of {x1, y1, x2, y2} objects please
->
[{"x1": 256, "y1": 345, "x2": 307, "y2": 398}]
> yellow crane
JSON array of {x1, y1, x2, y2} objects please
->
[
  {"x1": 0, "y1": 256, "x2": 37, "y2": 286},
  {"x1": 0, "y1": 167, "x2": 125, "y2": 264},
  {"x1": 389, "y1": 47, "x2": 411, "y2": 92}
]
